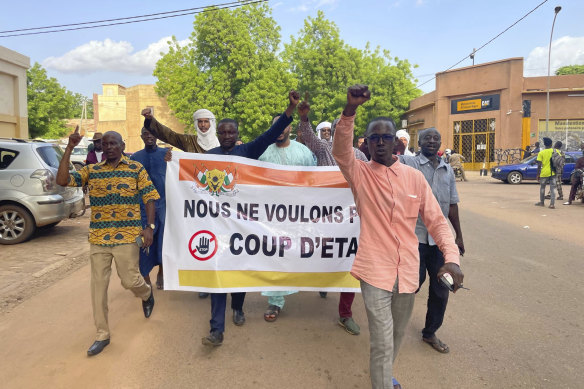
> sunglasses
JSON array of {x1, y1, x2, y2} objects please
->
[{"x1": 367, "y1": 134, "x2": 394, "y2": 143}]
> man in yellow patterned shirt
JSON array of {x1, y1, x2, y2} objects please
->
[{"x1": 57, "y1": 127, "x2": 160, "y2": 356}]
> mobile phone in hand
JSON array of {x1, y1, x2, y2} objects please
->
[{"x1": 135, "y1": 235, "x2": 143, "y2": 248}]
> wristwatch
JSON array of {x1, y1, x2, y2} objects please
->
[{"x1": 146, "y1": 223, "x2": 155, "y2": 230}]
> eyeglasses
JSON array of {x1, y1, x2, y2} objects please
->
[{"x1": 367, "y1": 134, "x2": 394, "y2": 143}]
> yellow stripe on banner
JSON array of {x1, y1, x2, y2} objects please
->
[{"x1": 178, "y1": 270, "x2": 360, "y2": 288}]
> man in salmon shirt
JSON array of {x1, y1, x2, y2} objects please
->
[{"x1": 332, "y1": 84, "x2": 464, "y2": 389}]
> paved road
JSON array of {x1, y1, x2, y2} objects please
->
[{"x1": 0, "y1": 173, "x2": 583, "y2": 388}]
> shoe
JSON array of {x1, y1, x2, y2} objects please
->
[
  {"x1": 544, "y1": 194, "x2": 551, "y2": 199},
  {"x1": 534, "y1": 202, "x2": 545, "y2": 207},
  {"x1": 392, "y1": 377, "x2": 402, "y2": 389},
  {"x1": 563, "y1": 201, "x2": 572, "y2": 205},
  {"x1": 549, "y1": 205, "x2": 555, "y2": 209},
  {"x1": 338, "y1": 317, "x2": 360, "y2": 335},
  {"x1": 202, "y1": 331, "x2": 223, "y2": 346},
  {"x1": 557, "y1": 196, "x2": 563, "y2": 200},
  {"x1": 142, "y1": 288, "x2": 154, "y2": 318},
  {"x1": 199, "y1": 292, "x2": 209, "y2": 298},
  {"x1": 87, "y1": 339, "x2": 110, "y2": 356},
  {"x1": 233, "y1": 309, "x2": 245, "y2": 326},
  {"x1": 319, "y1": 292, "x2": 328, "y2": 298}
]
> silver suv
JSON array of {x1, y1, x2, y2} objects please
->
[{"x1": 0, "y1": 139, "x2": 85, "y2": 244}]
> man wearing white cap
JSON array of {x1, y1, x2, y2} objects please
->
[
  {"x1": 396, "y1": 130, "x2": 414, "y2": 156},
  {"x1": 141, "y1": 107, "x2": 220, "y2": 153}
]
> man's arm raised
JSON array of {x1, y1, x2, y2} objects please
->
[
  {"x1": 57, "y1": 126, "x2": 81, "y2": 187},
  {"x1": 141, "y1": 108, "x2": 203, "y2": 153}
]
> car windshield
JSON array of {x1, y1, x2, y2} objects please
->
[
  {"x1": 72, "y1": 147, "x2": 87, "y2": 155},
  {"x1": 520, "y1": 155, "x2": 537, "y2": 164},
  {"x1": 36, "y1": 145, "x2": 64, "y2": 169}
]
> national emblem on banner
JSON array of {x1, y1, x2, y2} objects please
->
[{"x1": 192, "y1": 164, "x2": 238, "y2": 196}]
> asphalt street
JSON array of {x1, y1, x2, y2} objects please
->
[{"x1": 0, "y1": 172, "x2": 582, "y2": 388}]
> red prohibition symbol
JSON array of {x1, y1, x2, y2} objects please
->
[{"x1": 188, "y1": 230, "x2": 218, "y2": 261}]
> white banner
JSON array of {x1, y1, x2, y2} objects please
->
[{"x1": 162, "y1": 152, "x2": 361, "y2": 293}]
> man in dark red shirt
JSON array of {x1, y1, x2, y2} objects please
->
[{"x1": 564, "y1": 143, "x2": 584, "y2": 205}]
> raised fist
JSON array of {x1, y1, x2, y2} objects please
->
[
  {"x1": 288, "y1": 90, "x2": 300, "y2": 107},
  {"x1": 347, "y1": 84, "x2": 371, "y2": 107},
  {"x1": 141, "y1": 107, "x2": 153, "y2": 120}
]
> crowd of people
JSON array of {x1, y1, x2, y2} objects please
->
[{"x1": 57, "y1": 85, "x2": 467, "y2": 389}]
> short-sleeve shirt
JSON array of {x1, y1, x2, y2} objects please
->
[
  {"x1": 68, "y1": 156, "x2": 160, "y2": 246},
  {"x1": 401, "y1": 154, "x2": 459, "y2": 246},
  {"x1": 537, "y1": 148, "x2": 555, "y2": 178}
]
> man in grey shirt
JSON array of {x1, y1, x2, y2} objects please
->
[{"x1": 401, "y1": 127, "x2": 465, "y2": 354}]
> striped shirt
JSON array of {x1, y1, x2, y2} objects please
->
[{"x1": 68, "y1": 156, "x2": 160, "y2": 246}]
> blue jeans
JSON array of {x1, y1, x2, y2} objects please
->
[
  {"x1": 418, "y1": 243, "x2": 449, "y2": 339},
  {"x1": 210, "y1": 292, "x2": 246, "y2": 333}
]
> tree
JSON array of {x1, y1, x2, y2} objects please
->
[
  {"x1": 154, "y1": 3, "x2": 297, "y2": 142},
  {"x1": 555, "y1": 65, "x2": 584, "y2": 75},
  {"x1": 27, "y1": 63, "x2": 77, "y2": 138},
  {"x1": 284, "y1": 11, "x2": 421, "y2": 134},
  {"x1": 71, "y1": 94, "x2": 94, "y2": 120}
]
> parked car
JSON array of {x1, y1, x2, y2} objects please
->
[
  {"x1": 70, "y1": 146, "x2": 88, "y2": 170},
  {"x1": 0, "y1": 139, "x2": 85, "y2": 244},
  {"x1": 491, "y1": 151, "x2": 583, "y2": 184}
]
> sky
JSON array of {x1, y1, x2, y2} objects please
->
[{"x1": 1, "y1": 0, "x2": 583, "y2": 99}]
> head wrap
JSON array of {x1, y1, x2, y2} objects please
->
[
  {"x1": 316, "y1": 121, "x2": 332, "y2": 140},
  {"x1": 396, "y1": 130, "x2": 410, "y2": 143},
  {"x1": 193, "y1": 109, "x2": 220, "y2": 151}
]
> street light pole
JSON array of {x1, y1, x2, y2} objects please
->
[{"x1": 546, "y1": 6, "x2": 562, "y2": 133}]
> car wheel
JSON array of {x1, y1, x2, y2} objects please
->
[
  {"x1": 0, "y1": 204, "x2": 36, "y2": 245},
  {"x1": 507, "y1": 171, "x2": 523, "y2": 184}
]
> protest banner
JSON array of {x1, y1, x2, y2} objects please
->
[{"x1": 163, "y1": 152, "x2": 361, "y2": 293}]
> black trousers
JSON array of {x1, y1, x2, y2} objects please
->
[{"x1": 418, "y1": 243, "x2": 450, "y2": 338}]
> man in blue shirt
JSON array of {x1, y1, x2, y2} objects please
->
[
  {"x1": 131, "y1": 128, "x2": 170, "y2": 289},
  {"x1": 202, "y1": 90, "x2": 301, "y2": 347},
  {"x1": 401, "y1": 127, "x2": 465, "y2": 355}
]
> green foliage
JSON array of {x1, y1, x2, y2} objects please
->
[
  {"x1": 71, "y1": 94, "x2": 94, "y2": 120},
  {"x1": 154, "y1": 6, "x2": 420, "y2": 141},
  {"x1": 27, "y1": 63, "x2": 89, "y2": 138},
  {"x1": 284, "y1": 11, "x2": 420, "y2": 134},
  {"x1": 154, "y1": 3, "x2": 297, "y2": 142},
  {"x1": 555, "y1": 65, "x2": 584, "y2": 75}
]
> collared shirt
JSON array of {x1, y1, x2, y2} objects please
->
[
  {"x1": 400, "y1": 154, "x2": 459, "y2": 246},
  {"x1": 68, "y1": 156, "x2": 160, "y2": 246},
  {"x1": 332, "y1": 115, "x2": 460, "y2": 293}
]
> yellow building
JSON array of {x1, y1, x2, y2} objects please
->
[
  {"x1": 94, "y1": 84, "x2": 187, "y2": 152},
  {"x1": 0, "y1": 46, "x2": 30, "y2": 138}
]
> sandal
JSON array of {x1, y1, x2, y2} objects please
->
[
  {"x1": 422, "y1": 336, "x2": 450, "y2": 353},
  {"x1": 263, "y1": 305, "x2": 281, "y2": 322}
]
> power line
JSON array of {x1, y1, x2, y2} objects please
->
[
  {"x1": 413, "y1": 0, "x2": 549, "y2": 91},
  {"x1": 0, "y1": 0, "x2": 266, "y2": 38}
]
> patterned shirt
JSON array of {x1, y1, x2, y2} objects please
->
[
  {"x1": 298, "y1": 120, "x2": 368, "y2": 166},
  {"x1": 68, "y1": 156, "x2": 160, "y2": 246}
]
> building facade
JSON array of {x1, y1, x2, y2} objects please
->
[
  {"x1": 0, "y1": 46, "x2": 30, "y2": 138},
  {"x1": 94, "y1": 84, "x2": 187, "y2": 152},
  {"x1": 403, "y1": 58, "x2": 584, "y2": 170}
]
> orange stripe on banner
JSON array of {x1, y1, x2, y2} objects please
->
[{"x1": 179, "y1": 159, "x2": 349, "y2": 188}]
